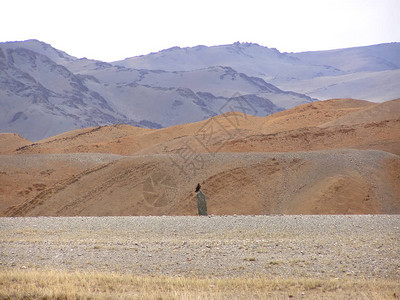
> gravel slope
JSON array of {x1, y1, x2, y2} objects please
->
[
  {"x1": 1, "y1": 215, "x2": 399, "y2": 279},
  {"x1": 3, "y1": 149, "x2": 400, "y2": 216}
]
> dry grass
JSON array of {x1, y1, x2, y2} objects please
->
[{"x1": 0, "y1": 269, "x2": 399, "y2": 299}]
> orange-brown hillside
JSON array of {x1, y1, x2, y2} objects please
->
[
  {"x1": 0, "y1": 133, "x2": 31, "y2": 154},
  {"x1": 12, "y1": 98, "x2": 400, "y2": 156},
  {"x1": 1, "y1": 98, "x2": 399, "y2": 216}
]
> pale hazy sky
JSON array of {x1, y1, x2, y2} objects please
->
[{"x1": 1, "y1": 0, "x2": 399, "y2": 61}]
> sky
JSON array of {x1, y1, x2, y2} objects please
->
[{"x1": 1, "y1": 0, "x2": 399, "y2": 62}]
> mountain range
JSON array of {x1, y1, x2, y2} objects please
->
[{"x1": 0, "y1": 40, "x2": 399, "y2": 140}]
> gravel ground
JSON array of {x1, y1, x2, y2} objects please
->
[{"x1": 1, "y1": 215, "x2": 399, "y2": 279}]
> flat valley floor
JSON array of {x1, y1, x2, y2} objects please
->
[{"x1": 1, "y1": 215, "x2": 399, "y2": 299}]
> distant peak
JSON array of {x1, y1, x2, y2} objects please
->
[
  {"x1": 1, "y1": 39, "x2": 44, "y2": 46},
  {"x1": 20, "y1": 39, "x2": 52, "y2": 48},
  {"x1": 1, "y1": 39, "x2": 77, "y2": 62},
  {"x1": 233, "y1": 41, "x2": 260, "y2": 47},
  {"x1": 161, "y1": 46, "x2": 182, "y2": 52},
  {"x1": 2, "y1": 39, "x2": 58, "y2": 52},
  {"x1": 24, "y1": 39, "x2": 47, "y2": 44}
]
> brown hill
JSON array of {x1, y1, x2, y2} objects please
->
[
  {"x1": 0, "y1": 153, "x2": 122, "y2": 213},
  {"x1": 13, "y1": 125, "x2": 152, "y2": 155},
  {"x1": 0, "y1": 133, "x2": 31, "y2": 154},
  {"x1": 12, "y1": 98, "x2": 399, "y2": 156},
  {"x1": 133, "y1": 99, "x2": 400, "y2": 156},
  {"x1": 320, "y1": 98, "x2": 400, "y2": 128},
  {"x1": 1, "y1": 98, "x2": 400, "y2": 216},
  {"x1": 12, "y1": 112, "x2": 265, "y2": 155},
  {"x1": 259, "y1": 98, "x2": 375, "y2": 134},
  {"x1": 3, "y1": 150, "x2": 400, "y2": 216}
]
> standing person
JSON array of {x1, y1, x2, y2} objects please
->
[{"x1": 195, "y1": 183, "x2": 207, "y2": 216}]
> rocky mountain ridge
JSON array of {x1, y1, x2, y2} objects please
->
[{"x1": 1, "y1": 40, "x2": 399, "y2": 140}]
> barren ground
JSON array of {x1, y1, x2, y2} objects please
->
[
  {"x1": 1, "y1": 215, "x2": 399, "y2": 278},
  {"x1": 1, "y1": 215, "x2": 399, "y2": 299}
]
